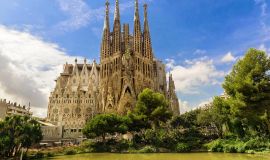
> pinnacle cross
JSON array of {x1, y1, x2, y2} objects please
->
[
  {"x1": 134, "y1": 0, "x2": 139, "y2": 20},
  {"x1": 144, "y1": 4, "x2": 148, "y2": 20},
  {"x1": 103, "y1": 0, "x2": 110, "y2": 30},
  {"x1": 114, "y1": 0, "x2": 120, "y2": 21}
]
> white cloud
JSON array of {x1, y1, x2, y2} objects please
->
[
  {"x1": 167, "y1": 57, "x2": 225, "y2": 94},
  {"x1": 194, "y1": 49, "x2": 207, "y2": 55},
  {"x1": 56, "y1": 0, "x2": 154, "y2": 32},
  {"x1": 198, "y1": 98, "x2": 213, "y2": 108},
  {"x1": 119, "y1": 0, "x2": 154, "y2": 12},
  {"x1": 258, "y1": 44, "x2": 270, "y2": 54},
  {"x1": 0, "y1": 25, "x2": 85, "y2": 117},
  {"x1": 221, "y1": 52, "x2": 236, "y2": 63},
  {"x1": 56, "y1": 0, "x2": 99, "y2": 31},
  {"x1": 254, "y1": 0, "x2": 270, "y2": 41},
  {"x1": 179, "y1": 98, "x2": 212, "y2": 114},
  {"x1": 31, "y1": 107, "x2": 48, "y2": 118},
  {"x1": 259, "y1": 44, "x2": 267, "y2": 52},
  {"x1": 165, "y1": 58, "x2": 175, "y2": 70},
  {"x1": 179, "y1": 99, "x2": 191, "y2": 114},
  {"x1": 255, "y1": 0, "x2": 268, "y2": 16}
]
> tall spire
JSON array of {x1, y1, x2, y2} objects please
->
[
  {"x1": 134, "y1": 0, "x2": 139, "y2": 20},
  {"x1": 143, "y1": 3, "x2": 152, "y2": 59},
  {"x1": 103, "y1": 0, "x2": 110, "y2": 30},
  {"x1": 143, "y1": 4, "x2": 149, "y2": 32},
  {"x1": 114, "y1": 0, "x2": 120, "y2": 21},
  {"x1": 123, "y1": 24, "x2": 130, "y2": 50},
  {"x1": 112, "y1": 0, "x2": 121, "y2": 54},
  {"x1": 101, "y1": 0, "x2": 111, "y2": 60},
  {"x1": 134, "y1": 0, "x2": 142, "y2": 54},
  {"x1": 169, "y1": 74, "x2": 175, "y2": 90},
  {"x1": 168, "y1": 74, "x2": 180, "y2": 115}
]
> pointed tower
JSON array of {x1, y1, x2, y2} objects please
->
[
  {"x1": 143, "y1": 4, "x2": 153, "y2": 59},
  {"x1": 88, "y1": 60, "x2": 100, "y2": 113},
  {"x1": 133, "y1": 0, "x2": 142, "y2": 54},
  {"x1": 123, "y1": 24, "x2": 130, "y2": 51},
  {"x1": 168, "y1": 74, "x2": 180, "y2": 115},
  {"x1": 89, "y1": 60, "x2": 99, "y2": 92},
  {"x1": 101, "y1": 0, "x2": 110, "y2": 60},
  {"x1": 81, "y1": 58, "x2": 89, "y2": 91},
  {"x1": 71, "y1": 58, "x2": 80, "y2": 92},
  {"x1": 112, "y1": 0, "x2": 121, "y2": 54}
]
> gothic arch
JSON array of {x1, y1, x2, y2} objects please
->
[
  {"x1": 121, "y1": 84, "x2": 135, "y2": 99},
  {"x1": 107, "y1": 103, "x2": 113, "y2": 109},
  {"x1": 118, "y1": 84, "x2": 136, "y2": 115},
  {"x1": 125, "y1": 86, "x2": 132, "y2": 94}
]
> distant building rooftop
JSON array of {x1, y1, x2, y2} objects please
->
[{"x1": 0, "y1": 99, "x2": 32, "y2": 119}]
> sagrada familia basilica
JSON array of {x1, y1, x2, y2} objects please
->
[{"x1": 46, "y1": 0, "x2": 180, "y2": 139}]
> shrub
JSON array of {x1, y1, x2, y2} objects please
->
[
  {"x1": 244, "y1": 137, "x2": 269, "y2": 151},
  {"x1": 205, "y1": 137, "x2": 270, "y2": 153},
  {"x1": 223, "y1": 144, "x2": 237, "y2": 153},
  {"x1": 206, "y1": 139, "x2": 224, "y2": 152},
  {"x1": 175, "y1": 143, "x2": 191, "y2": 152},
  {"x1": 235, "y1": 142, "x2": 246, "y2": 153},
  {"x1": 245, "y1": 138, "x2": 258, "y2": 150},
  {"x1": 143, "y1": 129, "x2": 180, "y2": 150},
  {"x1": 80, "y1": 140, "x2": 94, "y2": 148},
  {"x1": 46, "y1": 152, "x2": 55, "y2": 157},
  {"x1": 138, "y1": 146, "x2": 157, "y2": 153},
  {"x1": 246, "y1": 150, "x2": 255, "y2": 154},
  {"x1": 79, "y1": 140, "x2": 95, "y2": 153},
  {"x1": 64, "y1": 148, "x2": 77, "y2": 155},
  {"x1": 133, "y1": 134, "x2": 144, "y2": 145},
  {"x1": 114, "y1": 140, "x2": 130, "y2": 152},
  {"x1": 92, "y1": 142, "x2": 111, "y2": 152},
  {"x1": 33, "y1": 152, "x2": 44, "y2": 159}
]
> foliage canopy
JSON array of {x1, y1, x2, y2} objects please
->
[
  {"x1": 0, "y1": 115, "x2": 42, "y2": 158},
  {"x1": 83, "y1": 114, "x2": 129, "y2": 143}
]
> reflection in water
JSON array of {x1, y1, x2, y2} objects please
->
[{"x1": 52, "y1": 153, "x2": 270, "y2": 160}]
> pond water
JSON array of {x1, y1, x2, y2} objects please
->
[{"x1": 52, "y1": 153, "x2": 270, "y2": 160}]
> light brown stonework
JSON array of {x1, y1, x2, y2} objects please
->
[
  {"x1": 0, "y1": 99, "x2": 32, "y2": 120},
  {"x1": 47, "y1": 0, "x2": 180, "y2": 139}
]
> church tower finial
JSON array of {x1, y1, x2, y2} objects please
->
[
  {"x1": 101, "y1": 0, "x2": 111, "y2": 60},
  {"x1": 143, "y1": 3, "x2": 153, "y2": 59},
  {"x1": 144, "y1": 4, "x2": 148, "y2": 29},
  {"x1": 103, "y1": 0, "x2": 110, "y2": 30},
  {"x1": 134, "y1": 0, "x2": 139, "y2": 20},
  {"x1": 114, "y1": 0, "x2": 120, "y2": 21},
  {"x1": 134, "y1": 0, "x2": 142, "y2": 54},
  {"x1": 112, "y1": 0, "x2": 121, "y2": 54}
]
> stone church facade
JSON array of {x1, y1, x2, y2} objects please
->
[{"x1": 47, "y1": 0, "x2": 180, "y2": 139}]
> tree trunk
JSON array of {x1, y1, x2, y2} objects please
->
[
  {"x1": 20, "y1": 148, "x2": 24, "y2": 160},
  {"x1": 16, "y1": 145, "x2": 22, "y2": 157},
  {"x1": 9, "y1": 145, "x2": 16, "y2": 157},
  {"x1": 102, "y1": 134, "x2": 106, "y2": 144},
  {"x1": 265, "y1": 118, "x2": 270, "y2": 134},
  {"x1": 214, "y1": 123, "x2": 222, "y2": 138},
  {"x1": 25, "y1": 148, "x2": 29, "y2": 156}
]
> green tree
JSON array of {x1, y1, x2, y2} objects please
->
[
  {"x1": 126, "y1": 112, "x2": 150, "y2": 132},
  {"x1": 0, "y1": 115, "x2": 42, "y2": 158},
  {"x1": 223, "y1": 48, "x2": 270, "y2": 135},
  {"x1": 170, "y1": 115, "x2": 192, "y2": 129},
  {"x1": 179, "y1": 109, "x2": 201, "y2": 128},
  {"x1": 83, "y1": 114, "x2": 128, "y2": 143},
  {"x1": 210, "y1": 97, "x2": 230, "y2": 137},
  {"x1": 134, "y1": 88, "x2": 172, "y2": 128}
]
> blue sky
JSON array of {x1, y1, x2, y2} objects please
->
[{"x1": 0, "y1": 0, "x2": 269, "y2": 116}]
